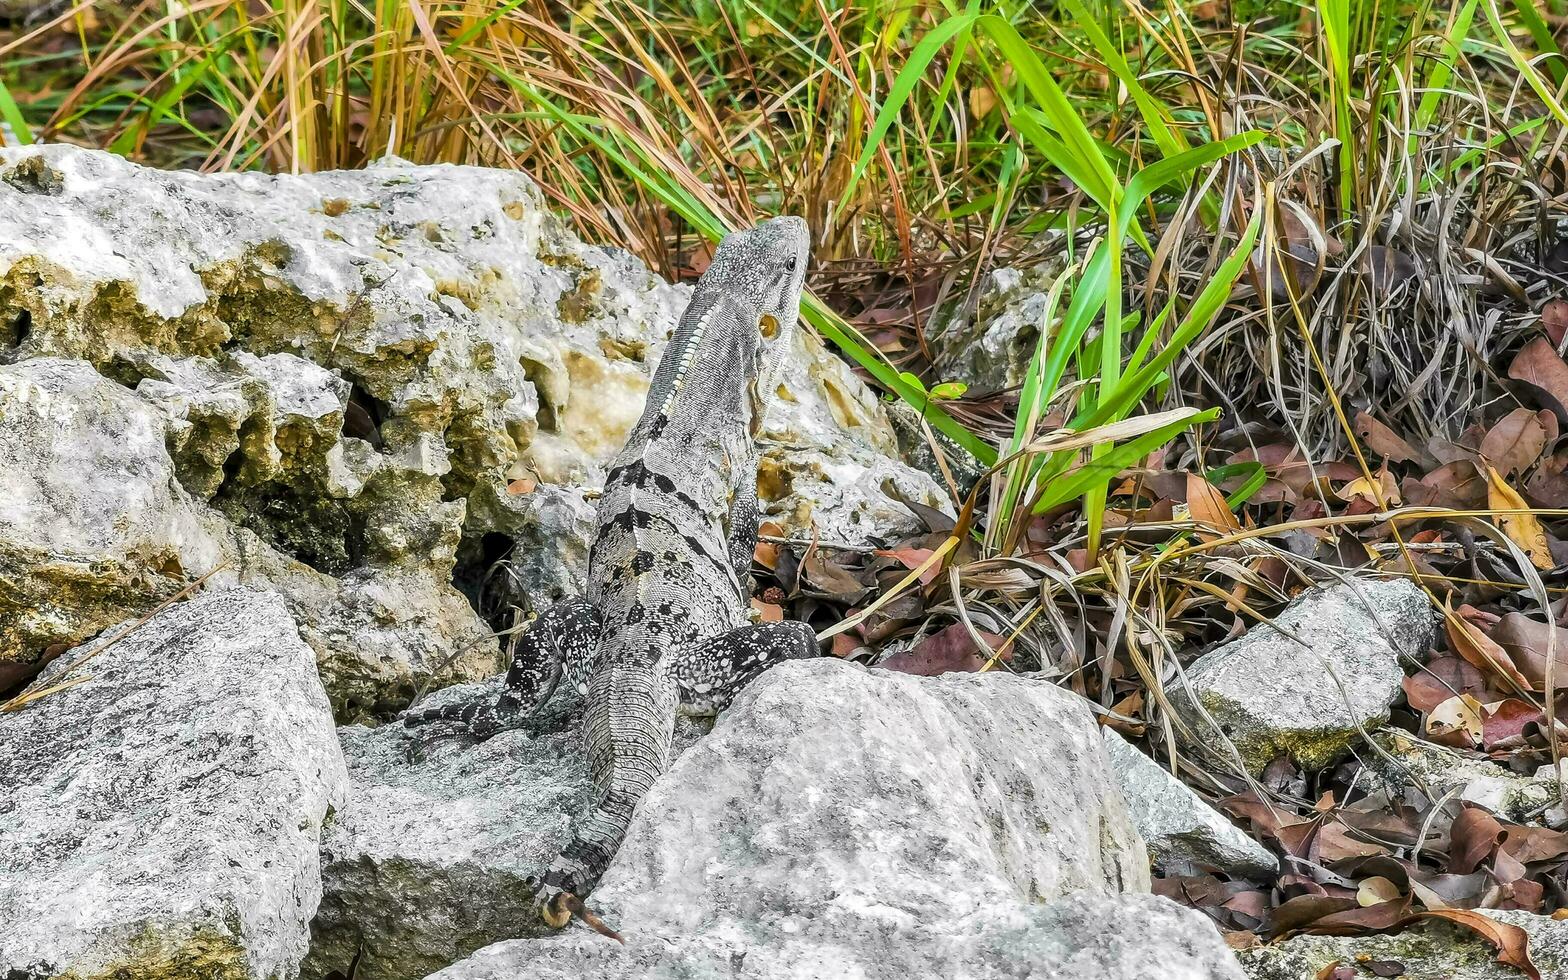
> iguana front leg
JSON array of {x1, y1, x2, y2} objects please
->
[
  {"x1": 727, "y1": 461, "x2": 761, "y2": 589},
  {"x1": 403, "y1": 596, "x2": 602, "y2": 737},
  {"x1": 671, "y1": 620, "x2": 817, "y2": 715}
]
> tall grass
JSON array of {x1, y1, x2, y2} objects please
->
[{"x1": 1, "y1": 0, "x2": 1562, "y2": 543}]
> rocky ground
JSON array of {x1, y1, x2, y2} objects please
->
[{"x1": 1, "y1": 145, "x2": 1563, "y2": 979}]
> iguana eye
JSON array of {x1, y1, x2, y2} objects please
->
[{"x1": 759, "y1": 314, "x2": 780, "y2": 338}]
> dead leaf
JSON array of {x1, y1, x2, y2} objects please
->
[
  {"x1": 1480, "y1": 698, "x2": 1543, "y2": 750},
  {"x1": 874, "y1": 546, "x2": 942, "y2": 587},
  {"x1": 1445, "y1": 602, "x2": 1535, "y2": 694},
  {"x1": 1411, "y1": 909, "x2": 1539, "y2": 979},
  {"x1": 1480, "y1": 409, "x2": 1552, "y2": 477},
  {"x1": 1403, "y1": 460, "x2": 1486, "y2": 508},
  {"x1": 1186, "y1": 472, "x2": 1240, "y2": 540},
  {"x1": 1448, "y1": 807, "x2": 1504, "y2": 874},
  {"x1": 1508, "y1": 338, "x2": 1568, "y2": 421},
  {"x1": 1490, "y1": 612, "x2": 1568, "y2": 692},
  {"x1": 1354, "y1": 411, "x2": 1422, "y2": 462},
  {"x1": 1485, "y1": 465, "x2": 1554, "y2": 569},
  {"x1": 1427, "y1": 693, "x2": 1485, "y2": 747},
  {"x1": 1403, "y1": 657, "x2": 1494, "y2": 713},
  {"x1": 1541, "y1": 298, "x2": 1568, "y2": 346},
  {"x1": 874, "y1": 622, "x2": 1008, "y2": 676},
  {"x1": 968, "y1": 85, "x2": 998, "y2": 119},
  {"x1": 1356, "y1": 876, "x2": 1403, "y2": 906}
]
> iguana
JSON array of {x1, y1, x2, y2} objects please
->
[{"x1": 406, "y1": 216, "x2": 818, "y2": 935}]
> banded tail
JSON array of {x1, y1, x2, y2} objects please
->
[{"x1": 403, "y1": 690, "x2": 523, "y2": 734}]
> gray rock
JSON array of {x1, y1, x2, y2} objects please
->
[
  {"x1": 1238, "y1": 908, "x2": 1567, "y2": 980},
  {"x1": 0, "y1": 357, "x2": 227, "y2": 671},
  {"x1": 0, "y1": 588, "x2": 347, "y2": 980},
  {"x1": 0, "y1": 144, "x2": 951, "y2": 711},
  {"x1": 428, "y1": 660, "x2": 1241, "y2": 978},
  {"x1": 305, "y1": 682, "x2": 709, "y2": 980},
  {"x1": 929, "y1": 255, "x2": 1070, "y2": 394},
  {"x1": 302, "y1": 703, "x2": 587, "y2": 980},
  {"x1": 429, "y1": 892, "x2": 1244, "y2": 980},
  {"x1": 1102, "y1": 729, "x2": 1278, "y2": 878},
  {"x1": 0, "y1": 353, "x2": 494, "y2": 719},
  {"x1": 1169, "y1": 578, "x2": 1434, "y2": 775},
  {"x1": 1370, "y1": 728, "x2": 1561, "y2": 822}
]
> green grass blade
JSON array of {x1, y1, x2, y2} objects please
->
[{"x1": 0, "y1": 80, "x2": 34, "y2": 146}]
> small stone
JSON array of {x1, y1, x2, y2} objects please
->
[
  {"x1": 1169, "y1": 578, "x2": 1435, "y2": 775},
  {"x1": 1102, "y1": 729, "x2": 1279, "y2": 878}
]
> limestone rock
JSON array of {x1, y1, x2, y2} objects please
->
[
  {"x1": 305, "y1": 682, "x2": 712, "y2": 980},
  {"x1": 302, "y1": 698, "x2": 587, "y2": 980},
  {"x1": 430, "y1": 893, "x2": 1245, "y2": 980},
  {"x1": 0, "y1": 144, "x2": 951, "y2": 709},
  {"x1": 427, "y1": 660, "x2": 1240, "y2": 978},
  {"x1": 1371, "y1": 728, "x2": 1562, "y2": 823},
  {"x1": 1102, "y1": 729, "x2": 1279, "y2": 878},
  {"x1": 929, "y1": 254, "x2": 1070, "y2": 394},
  {"x1": 0, "y1": 144, "x2": 945, "y2": 566},
  {"x1": 0, "y1": 357, "x2": 225, "y2": 671},
  {"x1": 290, "y1": 564, "x2": 502, "y2": 721},
  {"x1": 0, "y1": 352, "x2": 494, "y2": 718},
  {"x1": 1238, "y1": 908, "x2": 1568, "y2": 980},
  {"x1": 1169, "y1": 578, "x2": 1435, "y2": 775},
  {"x1": 0, "y1": 588, "x2": 347, "y2": 980}
]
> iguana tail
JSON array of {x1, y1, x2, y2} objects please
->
[
  {"x1": 402, "y1": 691, "x2": 522, "y2": 733},
  {"x1": 540, "y1": 665, "x2": 676, "y2": 899}
]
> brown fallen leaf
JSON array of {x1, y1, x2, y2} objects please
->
[
  {"x1": 1490, "y1": 612, "x2": 1568, "y2": 692},
  {"x1": 1186, "y1": 472, "x2": 1239, "y2": 540},
  {"x1": 1508, "y1": 338, "x2": 1568, "y2": 421},
  {"x1": 874, "y1": 622, "x2": 1008, "y2": 676},
  {"x1": 1403, "y1": 460, "x2": 1487, "y2": 508},
  {"x1": 1354, "y1": 411, "x2": 1422, "y2": 463},
  {"x1": 1480, "y1": 408, "x2": 1553, "y2": 478},
  {"x1": 1409, "y1": 909, "x2": 1539, "y2": 980},
  {"x1": 1445, "y1": 600, "x2": 1535, "y2": 694},
  {"x1": 1484, "y1": 464, "x2": 1554, "y2": 570},
  {"x1": 1480, "y1": 698, "x2": 1543, "y2": 750},
  {"x1": 1541, "y1": 298, "x2": 1568, "y2": 347},
  {"x1": 1448, "y1": 806, "x2": 1504, "y2": 875},
  {"x1": 1403, "y1": 656, "x2": 1496, "y2": 713}
]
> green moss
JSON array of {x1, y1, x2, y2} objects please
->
[{"x1": 57, "y1": 924, "x2": 252, "y2": 980}]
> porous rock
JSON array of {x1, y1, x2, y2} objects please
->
[
  {"x1": 0, "y1": 357, "x2": 225, "y2": 675},
  {"x1": 1102, "y1": 729, "x2": 1279, "y2": 878},
  {"x1": 301, "y1": 685, "x2": 586, "y2": 980},
  {"x1": 929, "y1": 253, "x2": 1071, "y2": 394},
  {"x1": 0, "y1": 144, "x2": 950, "y2": 709},
  {"x1": 1370, "y1": 728, "x2": 1561, "y2": 823},
  {"x1": 1238, "y1": 908, "x2": 1568, "y2": 980},
  {"x1": 305, "y1": 682, "x2": 709, "y2": 980},
  {"x1": 0, "y1": 588, "x2": 347, "y2": 980},
  {"x1": 1169, "y1": 578, "x2": 1434, "y2": 775},
  {"x1": 427, "y1": 659, "x2": 1244, "y2": 979}
]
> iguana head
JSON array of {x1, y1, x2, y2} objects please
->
[{"x1": 701, "y1": 215, "x2": 810, "y2": 427}]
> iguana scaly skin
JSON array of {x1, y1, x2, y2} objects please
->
[{"x1": 406, "y1": 216, "x2": 818, "y2": 933}]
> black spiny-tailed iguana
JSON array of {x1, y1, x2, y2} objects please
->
[{"x1": 407, "y1": 216, "x2": 819, "y2": 934}]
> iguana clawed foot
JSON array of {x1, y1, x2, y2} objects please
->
[{"x1": 542, "y1": 890, "x2": 624, "y2": 944}]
